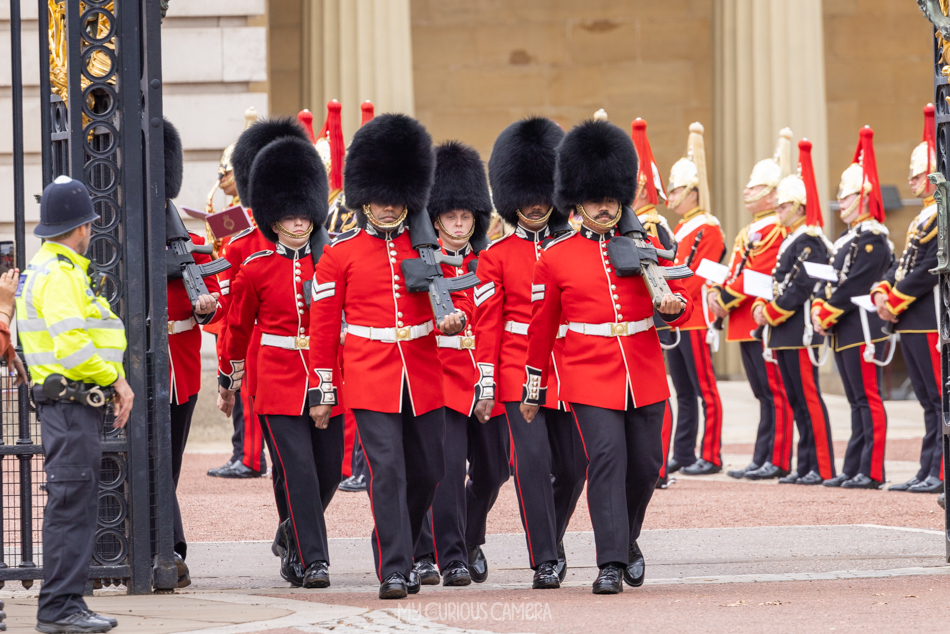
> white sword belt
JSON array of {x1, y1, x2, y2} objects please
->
[
  {"x1": 346, "y1": 321, "x2": 434, "y2": 343},
  {"x1": 504, "y1": 321, "x2": 567, "y2": 338},
  {"x1": 567, "y1": 317, "x2": 654, "y2": 338},
  {"x1": 261, "y1": 333, "x2": 310, "y2": 350},
  {"x1": 168, "y1": 317, "x2": 196, "y2": 335}
]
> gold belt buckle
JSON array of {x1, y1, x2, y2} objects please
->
[
  {"x1": 612, "y1": 322, "x2": 628, "y2": 336},
  {"x1": 461, "y1": 336, "x2": 475, "y2": 349},
  {"x1": 295, "y1": 336, "x2": 310, "y2": 349},
  {"x1": 396, "y1": 327, "x2": 410, "y2": 341},
  {"x1": 168, "y1": 321, "x2": 175, "y2": 335}
]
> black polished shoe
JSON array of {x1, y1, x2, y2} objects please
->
[
  {"x1": 623, "y1": 541, "x2": 645, "y2": 587},
  {"x1": 745, "y1": 462, "x2": 789, "y2": 481},
  {"x1": 279, "y1": 520, "x2": 304, "y2": 587},
  {"x1": 532, "y1": 561, "x2": 560, "y2": 589},
  {"x1": 214, "y1": 460, "x2": 263, "y2": 479},
  {"x1": 413, "y1": 554, "x2": 441, "y2": 585},
  {"x1": 841, "y1": 473, "x2": 882, "y2": 490},
  {"x1": 379, "y1": 572, "x2": 408, "y2": 599},
  {"x1": 778, "y1": 472, "x2": 800, "y2": 484},
  {"x1": 83, "y1": 611, "x2": 118, "y2": 629},
  {"x1": 908, "y1": 476, "x2": 944, "y2": 494},
  {"x1": 666, "y1": 458, "x2": 687, "y2": 474},
  {"x1": 442, "y1": 560, "x2": 472, "y2": 586},
  {"x1": 467, "y1": 544, "x2": 488, "y2": 583},
  {"x1": 555, "y1": 540, "x2": 567, "y2": 582},
  {"x1": 174, "y1": 552, "x2": 191, "y2": 588},
  {"x1": 37, "y1": 611, "x2": 112, "y2": 633},
  {"x1": 681, "y1": 459, "x2": 722, "y2": 476},
  {"x1": 822, "y1": 473, "x2": 850, "y2": 488},
  {"x1": 796, "y1": 470, "x2": 824, "y2": 486},
  {"x1": 272, "y1": 525, "x2": 286, "y2": 558},
  {"x1": 303, "y1": 561, "x2": 330, "y2": 588},
  {"x1": 207, "y1": 459, "x2": 236, "y2": 477},
  {"x1": 888, "y1": 476, "x2": 921, "y2": 492},
  {"x1": 407, "y1": 569, "x2": 421, "y2": 594},
  {"x1": 338, "y1": 474, "x2": 367, "y2": 492},
  {"x1": 727, "y1": 462, "x2": 759, "y2": 479},
  {"x1": 655, "y1": 475, "x2": 673, "y2": 489},
  {"x1": 938, "y1": 492, "x2": 946, "y2": 509},
  {"x1": 592, "y1": 564, "x2": 624, "y2": 595}
]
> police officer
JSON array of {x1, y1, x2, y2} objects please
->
[{"x1": 21, "y1": 176, "x2": 133, "y2": 633}]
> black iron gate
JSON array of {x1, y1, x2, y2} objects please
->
[{"x1": 4, "y1": 0, "x2": 176, "y2": 592}]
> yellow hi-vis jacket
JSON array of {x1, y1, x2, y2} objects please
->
[{"x1": 15, "y1": 241, "x2": 126, "y2": 386}]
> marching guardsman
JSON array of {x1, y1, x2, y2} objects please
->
[
  {"x1": 412, "y1": 141, "x2": 506, "y2": 587},
  {"x1": 872, "y1": 104, "x2": 943, "y2": 494},
  {"x1": 308, "y1": 114, "x2": 459, "y2": 600},
  {"x1": 752, "y1": 139, "x2": 836, "y2": 485},
  {"x1": 164, "y1": 121, "x2": 223, "y2": 588},
  {"x1": 813, "y1": 126, "x2": 893, "y2": 490},
  {"x1": 630, "y1": 118, "x2": 676, "y2": 489},
  {"x1": 473, "y1": 117, "x2": 587, "y2": 590},
  {"x1": 522, "y1": 118, "x2": 691, "y2": 594},
  {"x1": 218, "y1": 120, "x2": 343, "y2": 588},
  {"x1": 664, "y1": 123, "x2": 726, "y2": 476},
  {"x1": 710, "y1": 129, "x2": 795, "y2": 481}
]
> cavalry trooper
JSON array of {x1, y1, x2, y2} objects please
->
[
  {"x1": 710, "y1": 129, "x2": 795, "y2": 481},
  {"x1": 219, "y1": 120, "x2": 343, "y2": 588},
  {"x1": 309, "y1": 114, "x2": 460, "y2": 600},
  {"x1": 813, "y1": 126, "x2": 893, "y2": 490},
  {"x1": 664, "y1": 122, "x2": 726, "y2": 476},
  {"x1": 631, "y1": 118, "x2": 676, "y2": 489},
  {"x1": 752, "y1": 139, "x2": 837, "y2": 486},
  {"x1": 522, "y1": 118, "x2": 691, "y2": 594},
  {"x1": 473, "y1": 117, "x2": 587, "y2": 590},
  {"x1": 872, "y1": 104, "x2": 943, "y2": 494},
  {"x1": 22, "y1": 177, "x2": 133, "y2": 634},
  {"x1": 412, "y1": 141, "x2": 505, "y2": 587}
]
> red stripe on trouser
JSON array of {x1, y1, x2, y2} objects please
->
[
  {"x1": 766, "y1": 357, "x2": 794, "y2": 471},
  {"x1": 242, "y1": 392, "x2": 262, "y2": 471},
  {"x1": 504, "y1": 410, "x2": 536, "y2": 568},
  {"x1": 658, "y1": 400, "x2": 672, "y2": 478},
  {"x1": 797, "y1": 349, "x2": 835, "y2": 480},
  {"x1": 926, "y1": 332, "x2": 944, "y2": 481},
  {"x1": 261, "y1": 415, "x2": 306, "y2": 566},
  {"x1": 691, "y1": 330, "x2": 723, "y2": 465},
  {"x1": 353, "y1": 421, "x2": 384, "y2": 581},
  {"x1": 570, "y1": 407, "x2": 596, "y2": 562},
  {"x1": 859, "y1": 344, "x2": 888, "y2": 483}
]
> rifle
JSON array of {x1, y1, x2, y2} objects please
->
[
  {"x1": 610, "y1": 206, "x2": 693, "y2": 307},
  {"x1": 401, "y1": 207, "x2": 480, "y2": 325},
  {"x1": 166, "y1": 200, "x2": 230, "y2": 305}
]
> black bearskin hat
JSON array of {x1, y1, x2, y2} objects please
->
[
  {"x1": 344, "y1": 113, "x2": 434, "y2": 218},
  {"x1": 232, "y1": 117, "x2": 310, "y2": 207},
  {"x1": 555, "y1": 119, "x2": 638, "y2": 210},
  {"x1": 487, "y1": 117, "x2": 566, "y2": 227},
  {"x1": 428, "y1": 141, "x2": 493, "y2": 245},
  {"x1": 163, "y1": 118, "x2": 183, "y2": 200},
  {"x1": 248, "y1": 136, "x2": 329, "y2": 244}
]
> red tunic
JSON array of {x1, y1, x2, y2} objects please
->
[
  {"x1": 169, "y1": 232, "x2": 222, "y2": 403},
  {"x1": 473, "y1": 226, "x2": 564, "y2": 407},
  {"x1": 672, "y1": 208, "x2": 726, "y2": 330},
  {"x1": 714, "y1": 211, "x2": 786, "y2": 342},
  {"x1": 309, "y1": 226, "x2": 445, "y2": 416},
  {"x1": 437, "y1": 245, "x2": 478, "y2": 416},
  {"x1": 526, "y1": 228, "x2": 693, "y2": 410}
]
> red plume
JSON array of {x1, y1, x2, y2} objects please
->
[
  {"x1": 851, "y1": 126, "x2": 885, "y2": 223},
  {"x1": 798, "y1": 139, "x2": 822, "y2": 228},
  {"x1": 316, "y1": 100, "x2": 345, "y2": 191},
  {"x1": 360, "y1": 101, "x2": 375, "y2": 127},
  {"x1": 630, "y1": 118, "x2": 666, "y2": 205},
  {"x1": 297, "y1": 109, "x2": 316, "y2": 143},
  {"x1": 923, "y1": 103, "x2": 936, "y2": 173}
]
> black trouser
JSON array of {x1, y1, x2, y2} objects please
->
[
  {"x1": 464, "y1": 411, "x2": 510, "y2": 548},
  {"x1": 354, "y1": 389, "x2": 446, "y2": 582},
  {"x1": 835, "y1": 343, "x2": 888, "y2": 482},
  {"x1": 776, "y1": 349, "x2": 836, "y2": 480},
  {"x1": 171, "y1": 394, "x2": 198, "y2": 559},
  {"x1": 741, "y1": 340, "x2": 793, "y2": 468},
  {"x1": 505, "y1": 402, "x2": 587, "y2": 568},
  {"x1": 259, "y1": 415, "x2": 287, "y2": 525},
  {"x1": 666, "y1": 330, "x2": 723, "y2": 466},
  {"x1": 260, "y1": 413, "x2": 344, "y2": 567},
  {"x1": 571, "y1": 400, "x2": 665, "y2": 567},
  {"x1": 351, "y1": 427, "x2": 368, "y2": 478},
  {"x1": 901, "y1": 333, "x2": 944, "y2": 479},
  {"x1": 230, "y1": 387, "x2": 245, "y2": 464},
  {"x1": 37, "y1": 400, "x2": 104, "y2": 623}
]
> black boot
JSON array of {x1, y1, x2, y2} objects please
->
[
  {"x1": 727, "y1": 462, "x2": 759, "y2": 479},
  {"x1": 379, "y1": 572, "x2": 408, "y2": 599},
  {"x1": 532, "y1": 561, "x2": 560, "y2": 589},
  {"x1": 441, "y1": 560, "x2": 472, "y2": 586},
  {"x1": 592, "y1": 564, "x2": 623, "y2": 594},
  {"x1": 413, "y1": 554, "x2": 441, "y2": 585},
  {"x1": 467, "y1": 544, "x2": 488, "y2": 583},
  {"x1": 303, "y1": 561, "x2": 330, "y2": 588}
]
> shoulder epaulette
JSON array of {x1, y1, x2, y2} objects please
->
[
  {"x1": 330, "y1": 228, "x2": 360, "y2": 246},
  {"x1": 543, "y1": 231, "x2": 576, "y2": 250},
  {"x1": 230, "y1": 228, "x2": 253, "y2": 243},
  {"x1": 484, "y1": 232, "x2": 514, "y2": 250},
  {"x1": 242, "y1": 250, "x2": 273, "y2": 266}
]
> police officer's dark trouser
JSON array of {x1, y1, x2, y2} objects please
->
[
  {"x1": 353, "y1": 385, "x2": 445, "y2": 582},
  {"x1": 260, "y1": 413, "x2": 344, "y2": 568},
  {"x1": 229, "y1": 387, "x2": 245, "y2": 464},
  {"x1": 571, "y1": 399, "x2": 665, "y2": 568},
  {"x1": 901, "y1": 333, "x2": 944, "y2": 480},
  {"x1": 171, "y1": 394, "x2": 198, "y2": 559},
  {"x1": 836, "y1": 343, "x2": 888, "y2": 483},
  {"x1": 37, "y1": 400, "x2": 104, "y2": 623}
]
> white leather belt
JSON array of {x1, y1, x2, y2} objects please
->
[
  {"x1": 346, "y1": 321, "x2": 433, "y2": 343},
  {"x1": 261, "y1": 333, "x2": 310, "y2": 350},
  {"x1": 436, "y1": 335, "x2": 476, "y2": 349},
  {"x1": 568, "y1": 318, "x2": 653, "y2": 337},
  {"x1": 168, "y1": 317, "x2": 196, "y2": 335},
  {"x1": 504, "y1": 321, "x2": 567, "y2": 338}
]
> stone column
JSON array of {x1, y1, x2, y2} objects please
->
[
  {"x1": 713, "y1": 0, "x2": 829, "y2": 377},
  {"x1": 303, "y1": 0, "x2": 415, "y2": 140}
]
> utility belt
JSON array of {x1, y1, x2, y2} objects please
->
[
  {"x1": 33, "y1": 374, "x2": 114, "y2": 408},
  {"x1": 504, "y1": 321, "x2": 568, "y2": 338}
]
